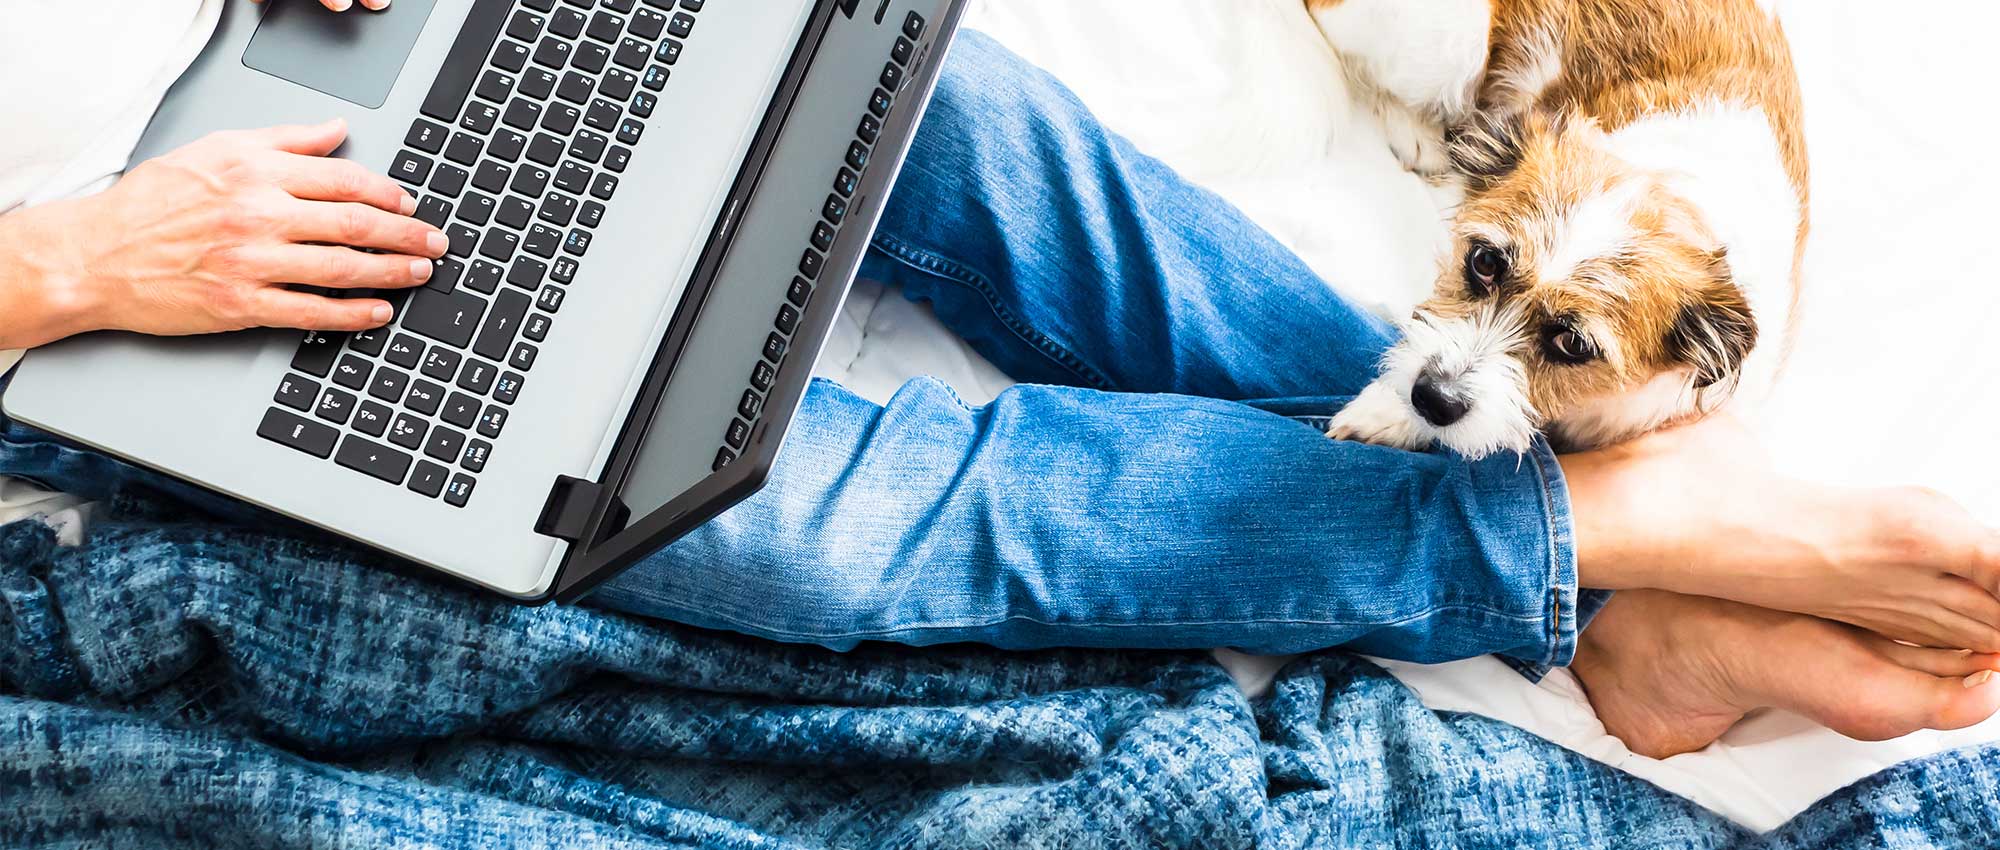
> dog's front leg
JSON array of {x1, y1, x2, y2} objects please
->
[
  {"x1": 1327, "y1": 379, "x2": 1434, "y2": 450},
  {"x1": 1308, "y1": 0, "x2": 1492, "y2": 178}
]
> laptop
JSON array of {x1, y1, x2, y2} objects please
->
[{"x1": 1, "y1": 0, "x2": 966, "y2": 601}]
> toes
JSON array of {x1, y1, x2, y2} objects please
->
[
  {"x1": 1829, "y1": 647, "x2": 2000, "y2": 740},
  {"x1": 1877, "y1": 641, "x2": 2000, "y2": 678}
]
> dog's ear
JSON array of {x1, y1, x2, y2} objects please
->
[
  {"x1": 1446, "y1": 111, "x2": 1526, "y2": 187},
  {"x1": 1668, "y1": 251, "x2": 1759, "y2": 390}
]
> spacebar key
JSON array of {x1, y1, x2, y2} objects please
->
[
  {"x1": 420, "y1": 0, "x2": 515, "y2": 123},
  {"x1": 335, "y1": 435, "x2": 415, "y2": 484}
]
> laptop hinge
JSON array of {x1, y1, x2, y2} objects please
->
[{"x1": 537, "y1": 475, "x2": 621, "y2": 543}]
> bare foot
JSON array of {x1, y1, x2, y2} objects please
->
[
  {"x1": 1570, "y1": 590, "x2": 2000, "y2": 758},
  {"x1": 1561, "y1": 414, "x2": 2000, "y2": 652}
]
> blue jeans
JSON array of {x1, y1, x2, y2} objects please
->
[{"x1": 0, "y1": 33, "x2": 1580, "y2": 667}]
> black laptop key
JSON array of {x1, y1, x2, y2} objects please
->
[
  {"x1": 422, "y1": 0, "x2": 513, "y2": 122},
  {"x1": 762, "y1": 332, "x2": 786, "y2": 363},
  {"x1": 259, "y1": 407, "x2": 339, "y2": 458},
  {"x1": 402, "y1": 287, "x2": 487, "y2": 348},
  {"x1": 870, "y1": 88, "x2": 892, "y2": 118},
  {"x1": 822, "y1": 193, "x2": 847, "y2": 224},
  {"x1": 604, "y1": 0, "x2": 635, "y2": 10},
  {"x1": 613, "y1": 37, "x2": 650, "y2": 70},
  {"x1": 539, "y1": 192, "x2": 578, "y2": 226},
  {"x1": 369, "y1": 366, "x2": 410, "y2": 402},
  {"x1": 390, "y1": 151, "x2": 433, "y2": 186},
  {"x1": 405, "y1": 119, "x2": 447, "y2": 153},
  {"x1": 291, "y1": 331, "x2": 343, "y2": 377},
  {"x1": 902, "y1": 10, "x2": 925, "y2": 39},
  {"x1": 477, "y1": 405, "x2": 509, "y2": 438},
  {"x1": 386, "y1": 333, "x2": 425, "y2": 368},
  {"x1": 426, "y1": 257, "x2": 463, "y2": 293},
  {"x1": 461, "y1": 439, "x2": 493, "y2": 471},
  {"x1": 591, "y1": 173, "x2": 619, "y2": 200},
  {"x1": 490, "y1": 40, "x2": 530, "y2": 74},
  {"x1": 604, "y1": 145, "x2": 631, "y2": 173},
  {"x1": 892, "y1": 36, "x2": 913, "y2": 66},
  {"x1": 443, "y1": 223, "x2": 477, "y2": 258},
  {"x1": 458, "y1": 358, "x2": 497, "y2": 394},
  {"x1": 812, "y1": 218, "x2": 835, "y2": 250},
  {"x1": 457, "y1": 194, "x2": 496, "y2": 227},
  {"x1": 557, "y1": 71, "x2": 594, "y2": 105},
  {"x1": 315, "y1": 387, "x2": 357, "y2": 424},
  {"x1": 353, "y1": 400, "x2": 392, "y2": 437},
  {"x1": 389, "y1": 413, "x2": 428, "y2": 448},
  {"x1": 527, "y1": 132, "x2": 566, "y2": 166},
  {"x1": 666, "y1": 12, "x2": 693, "y2": 38},
  {"x1": 832, "y1": 168, "x2": 857, "y2": 200},
  {"x1": 462, "y1": 102, "x2": 500, "y2": 134},
  {"x1": 425, "y1": 425, "x2": 467, "y2": 462},
  {"x1": 630, "y1": 91, "x2": 656, "y2": 119},
  {"x1": 577, "y1": 201, "x2": 605, "y2": 229},
  {"x1": 550, "y1": 7, "x2": 587, "y2": 37},
  {"x1": 471, "y1": 161, "x2": 510, "y2": 195},
  {"x1": 510, "y1": 342, "x2": 539, "y2": 371},
  {"x1": 497, "y1": 196, "x2": 536, "y2": 229},
  {"x1": 475, "y1": 71, "x2": 515, "y2": 106},
  {"x1": 600, "y1": 69, "x2": 638, "y2": 101},
  {"x1": 493, "y1": 372, "x2": 524, "y2": 405},
  {"x1": 542, "y1": 103, "x2": 581, "y2": 135},
  {"x1": 409, "y1": 460, "x2": 450, "y2": 498},
  {"x1": 350, "y1": 326, "x2": 390, "y2": 356},
  {"x1": 751, "y1": 360, "x2": 775, "y2": 392},
  {"x1": 737, "y1": 389, "x2": 761, "y2": 420},
  {"x1": 524, "y1": 0, "x2": 554, "y2": 8},
  {"x1": 502, "y1": 98, "x2": 544, "y2": 132},
  {"x1": 405, "y1": 380, "x2": 445, "y2": 415},
  {"x1": 798, "y1": 249, "x2": 822, "y2": 281},
  {"x1": 506, "y1": 9, "x2": 546, "y2": 41},
  {"x1": 338, "y1": 434, "x2": 414, "y2": 483},
  {"x1": 845, "y1": 141, "x2": 869, "y2": 171},
  {"x1": 879, "y1": 62, "x2": 903, "y2": 92},
  {"x1": 712, "y1": 447, "x2": 734, "y2": 471},
  {"x1": 474, "y1": 289, "x2": 533, "y2": 360},
  {"x1": 774, "y1": 303, "x2": 800, "y2": 335},
  {"x1": 725, "y1": 418, "x2": 748, "y2": 449},
  {"x1": 614, "y1": 118, "x2": 642, "y2": 146},
  {"x1": 332, "y1": 354, "x2": 372, "y2": 390},
  {"x1": 466, "y1": 259, "x2": 504, "y2": 294},
  {"x1": 550, "y1": 255, "x2": 578, "y2": 284},
  {"x1": 414, "y1": 195, "x2": 453, "y2": 228},
  {"x1": 525, "y1": 311, "x2": 553, "y2": 339},
  {"x1": 422, "y1": 347, "x2": 463, "y2": 382},
  {"x1": 478, "y1": 228, "x2": 520, "y2": 263},
  {"x1": 569, "y1": 130, "x2": 608, "y2": 163},
  {"x1": 584, "y1": 98, "x2": 621, "y2": 132},
  {"x1": 430, "y1": 163, "x2": 470, "y2": 197},
  {"x1": 519, "y1": 68, "x2": 558, "y2": 100},
  {"x1": 532, "y1": 36, "x2": 573, "y2": 70},
  {"x1": 654, "y1": 39, "x2": 681, "y2": 65},
  {"x1": 536, "y1": 286, "x2": 565, "y2": 314},
  {"x1": 442, "y1": 392, "x2": 481, "y2": 429},
  {"x1": 563, "y1": 229, "x2": 590, "y2": 256},
  {"x1": 507, "y1": 257, "x2": 548, "y2": 289},
  {"x1": 857, "y1": 113, "x2": 881, "y2": 144},
  {"x1": 444, "y1": 474, "x2": 476, "y2": 507},
  {"x1": 587, "y1": 11, "x2": 623, "y2": 42},
  {"x1": 631, "y1": 7, "x2": 666, "y2": 39},
  {"x1": 574, "y1": 41, "x2": 612, "y2": 74},
  {"x1": 524, "y1": 224, "x2": 561, "y2": 258},
  {"x1": 788, "y1": 275, "x2": 812, "y2": 306}
]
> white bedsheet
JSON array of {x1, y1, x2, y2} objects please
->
[
  {"x1": 812, "y1": 0, "x2": 2000, "y2": 832},
  {"x1": 4, "y1": 0, "x2": 1995, "y2": 833}
]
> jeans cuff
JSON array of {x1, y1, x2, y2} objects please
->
[{"x1": 1500, "y1": 436, "x2": 1580, "y2": 682}]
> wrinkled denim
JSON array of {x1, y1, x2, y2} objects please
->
[{"x1": 2, "y1": 513, "x2": 1997, "y2": 848}]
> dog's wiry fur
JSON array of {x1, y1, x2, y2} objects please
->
[{"x1": 1313, "y1": 0, "x2": 1808, "y2": 457}]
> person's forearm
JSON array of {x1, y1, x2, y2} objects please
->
[{"x1": 0, "y1": 200, "x2": 103, "y2": 350}]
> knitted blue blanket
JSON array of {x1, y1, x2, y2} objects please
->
[{"x1": 2, "y1": 501, "x2": 1995, "y2": 848}]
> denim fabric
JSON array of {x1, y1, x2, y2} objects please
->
[
  {"x1": 4, "y1": 514, "x2": 1998, "y2": 848},
  {"x1": 592, "y1": 32, "x2": 1583, "y2": 667}
]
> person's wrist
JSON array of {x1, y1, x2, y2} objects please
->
[{"x1": 0, "y1": 199, "x2": 113, "y2": 348}]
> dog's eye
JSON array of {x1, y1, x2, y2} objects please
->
[
  {"x1": 1465, "y1": 245, "x2": 1508, "y2": 295},
  {"x1": 1543, "y1": 327, "x2": 1598, "y2": 365}
]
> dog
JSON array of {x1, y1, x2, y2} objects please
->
[{"x1": 1313, "y1": 0, "x2": 1809, "y2": 458}]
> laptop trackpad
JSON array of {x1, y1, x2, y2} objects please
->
[{"x1": 242, "y1": 0, "x2": 441, "y2": 109}]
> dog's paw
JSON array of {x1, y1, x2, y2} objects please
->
[
  {"x1": 1377, "y1": 101, "x2": 1454, "y2": 179},
  {"x1": 1327, "y1": 388, "x2": 1434, "y2": 450}
]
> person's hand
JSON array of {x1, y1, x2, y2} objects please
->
[
  {"x1": 0, "y1": 119, "x2": 444, "y2": 348},
  {"x1": 250, "y1": 0, "x2": 394, "y2": 12}
]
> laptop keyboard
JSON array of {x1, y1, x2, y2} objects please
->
[
  {"x1": 709, "y1": 9, "x2": 926, "y2": 474},
  {"x1": 257, "y1": 0, "x2": 705, "y2": 507}
]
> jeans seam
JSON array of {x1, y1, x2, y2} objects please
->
[
  {"x1": 1526, "y1": 439, "x2": 1570, "y2": 669},
  {"x1": 870, "y1": 231, "x2": 1119, "y2": 392}
]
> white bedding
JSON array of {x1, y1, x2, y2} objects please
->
[{"x1": 4, "y1": 0, "x2": 1997, "y2": 834}]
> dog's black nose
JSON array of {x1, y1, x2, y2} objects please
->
[{"x1": 1410, "y1": 378, "x2": 1470, "y2": 428}]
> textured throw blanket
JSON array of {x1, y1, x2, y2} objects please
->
[{"x1": 2, "y1": 494, "x2": 1997, "y2": 848}]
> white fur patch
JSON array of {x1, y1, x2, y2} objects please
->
[
  {"x1": 1312, "y1": 0, "x2": 1493, "y2": 118},
  {"x1": 1540, "y1": 180, "x2": 1646, "y2": 285},
  {"x1": 1486, "y1": 15, "x2": 1564, "y2": 117},
  {"x1": 1549, "y1": 368, "x2": 1703, "y2": 450},
  {"x1": 1605, "y1": 102, "x2": 1800, "y2": 399},
  {"x1": 1329, "y1": 302, "x2": 1539, "y2": 458}
]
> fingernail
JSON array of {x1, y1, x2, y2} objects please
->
[
  {"x1": 330, "y1": 0, "x2": 353, "y2": 10},
  {"x1": 399, "y1": 193, "x2": 417, "y2": 216},
  {"x1": 361, "y1": 0, "x2": 390, "y2": 9},
  {"x1": 371, "y1": 304, "x2": 394, "y2": 324},
  {"x1": 426, "y1": 231, "x2": 449, "y2": 256},
  {"x1": 410, "y1": 259, "x2": 433, "y2": 281},
  {"x1": 1965, "y1": 670, "x2": 1994, "y2": 689}
]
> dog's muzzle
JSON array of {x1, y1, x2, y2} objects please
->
[{"x1": 1409, "y1": 372, "x2": 1472, "y2": 427}]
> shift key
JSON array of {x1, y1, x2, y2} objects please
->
[
  {"x1": 402, "y1": 287, "x2": 488, "y2": 348},
  {"x1": 335, "y1": 434, "x2": 414, "y2": 484},
  {"x1": 473, "y1": 289, "x2": 533, "y2": 361}
]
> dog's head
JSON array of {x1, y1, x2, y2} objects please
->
[{"x1": 1384, "y1": 110, "x2": 1758, "y2": 458}]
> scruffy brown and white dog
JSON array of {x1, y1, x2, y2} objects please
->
[{"x1": 1316, "y1": 0, "x2": 1809, "y2": 458}]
